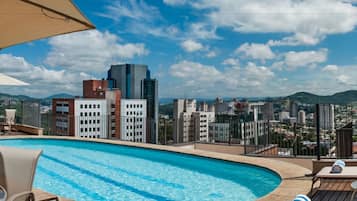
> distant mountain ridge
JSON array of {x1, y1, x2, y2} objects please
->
[{"x1": 287, "y1": 90, "x2": 357, "y2": 104}]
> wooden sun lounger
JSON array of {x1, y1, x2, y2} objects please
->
[{"x1": 310, "y1": 167, "x2": 357, "y2": 201}]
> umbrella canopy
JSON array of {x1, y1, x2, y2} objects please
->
[
  {"x1": 0, "y1": 0, "x2": 95, "y2": 49},
  {"x1": 0, "y1": 73, "x2": 29, "y2": 86}
]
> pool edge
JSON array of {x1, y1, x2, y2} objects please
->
[{"x1": 0, "y1": 135, "x2": 312, "y2": 201}]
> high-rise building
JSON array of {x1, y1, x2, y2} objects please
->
[
  {"x1": 279, "y1": 111, "x2": 290, "y2": 122},
  {"x1": 107, "y1": 64, "x2": 148, "y2": 99},
  {"x1": 209, "y1": 122, "x2": 230, "y2": 142},
  {"x1": 262, "y1": 102, "x2": 274, "y2": 121},
  {"x1": 173, "y1": 99, "x2": 214, "y2": 143},
  {"x1": 143, "y1": 78, "x2": 158, "y2": 144},
  {"x1": 120, "y1": 99, "x2": 147, "y2": 143},
  {"x1": 289, "y1": 101, "x2": 298, "y2": 118},
  {"x1": 108, "y1": 64, "x2": 158, "y2": 144},
  {"x1": 318, "y1": 104, "x2": 335, "y2": 131},
  {"x1": 193, "y1": 111, "x2": 215, "y2": 142},
  {"x1": 297, "y1": 110, "x2": 306, "y2": 125},
  {"x1": 199, "y1": 102, "x2": 208, "y2": 112}
]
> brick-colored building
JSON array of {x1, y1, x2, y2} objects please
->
[
  {"x1": 52, "y1": 80, "x2": 122, "y2": 139},
  {"x1": 52, "y1": 98, "x2": 75, "y2": 136}
]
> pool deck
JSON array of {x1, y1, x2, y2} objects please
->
[{"x1": 0, "y1": 135, "x2": 312, "y2": 201}]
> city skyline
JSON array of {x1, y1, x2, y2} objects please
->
[{"x1": 1, "y1": 0, "x2": 357, "y2": 98}]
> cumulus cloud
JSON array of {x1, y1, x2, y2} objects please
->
[
  {"x1": 222, "y1": 58, "x2": 239, "y2": 66},
  {"x1": 45, "y1": 30, "x2": 148, "y2": 72},
  {"x1": 236, "y1": 43, "x2": 275, "y2": 61},
  {"x1": 272, "y1": 49, "x2": 328, "y2": 70},
  {"x1": 206, "y1": 51, "x2": 217, "y2": 58},
  {"x1": 188, "y1": 0, "x2": 357, "y2": 46},
  {"x1": 0, "y1": 54, "x2": 96, "y2": 97},
  {"x1": 322, "y1": 65, "x2": 339, "y2": 72},
  {"x1": 169, "y1": 60, "x2": 274, "y2": 96},
  {"x1": 180, "y1": 39, "x2": 204, "y2": 52}
]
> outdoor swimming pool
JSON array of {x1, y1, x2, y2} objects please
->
[{"x1": 0, "y1": 139, "x2": 281, "y2": 201}]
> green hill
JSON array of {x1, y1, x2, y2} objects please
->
[{"x1": 288, "y1": 90, "x2": 357, "y2": 104}]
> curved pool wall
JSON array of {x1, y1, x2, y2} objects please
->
[{"x1": 0, "y1": 139, "x2": 281, "y2": 201}]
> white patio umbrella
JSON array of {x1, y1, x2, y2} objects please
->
[
  {"x1": 0, "y1": 73, "x2": 29, "y2": 86},
  {"x1": 0, "y1": 0, "x2": 95, "y2": 49}
]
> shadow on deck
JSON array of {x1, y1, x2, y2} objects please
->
[{"x1": 310, "y1": 179, "x2": 356, "y2": 201}]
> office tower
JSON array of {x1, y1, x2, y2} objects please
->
[
  {"x1": 120, "y1": 99, "x2": 147, "y2": 143},
  {"x1": 143, "y1": 79, "x2": 158, "y2": 144},
  {"x1": 108, "y1": 64, "x2": 148, "y2": 99},
  {"x1": 108, "y1": 64, "x2": 158, "y2": 144},
  {"x1": 262, "y1": 102, "x2": 274, "y2": 121},
  {"x1": 289, "y1": 101, "x2": 298, "y2": 118},
  {"x1": 298, "y1": 110, "x2": 306, "y2": 125},
  {"x1": 21, "y1": 100, "x2": 41, "y2": 127},
  {"x1": 318, "y1": 104, "x2": 335, "y2": 131},
  {"x1": 173, "y1": 99, "x2": 185, "y2": 143},
  {"x1": 52, "y1": 98, "x2": 108, "y2": 138},
  {"x1": 83, "y1": 80, "x2": 121, "y2": 139}
]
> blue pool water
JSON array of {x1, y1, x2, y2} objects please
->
[{"x1": 0, "y1": 139, "x2": 281, "y2": 201}]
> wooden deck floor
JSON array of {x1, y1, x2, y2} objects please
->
[
  {"x1": 311, "y1": 179, "x2": 357, "y2": 201},
  {"x1": 33, "y1": 189, "x2": 73, "y2": 201}
]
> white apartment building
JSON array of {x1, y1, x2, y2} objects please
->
[
  {"x1": 193, "y1": 111, "x2": 215, "y2": 142},
  {"x1": 298, "y1": 110, "x2": 306, "y2": 125},
  {"x1": 75, "y1": 99, "x2": 108, "y2": 139},
  {"x1": 174, "y1": 99, "x2": 216, "y2": 143},
  {"x1": 120, "y1": 99, "x2": 147, "y2": 143},
  {"x1": 319, "y1": 104, "x2": 335, "y2": 131}
]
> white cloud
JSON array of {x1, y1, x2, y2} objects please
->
[
  {"x1": 180, "y1": 39, "x2": 204, "y2": 52},
  {"x1": 190, "y1": 0, "x2": 357, "y2": 45},
  {"x1": 272, "y1": 48, "x2": 328, "y2": 70},
  {"x1": 283, "y1": 49, "x2": 327, "y2": 69},
  {"x1": 236, "y1": 43, "x2": 275, "y2": 61},
  {"x1": 337, "y1": 74, "x2": 351, "y2": 84},
  {"x1": 322, "y1": 65, "x2": 339, "y2": 72},
  {"x1": 206, "y1": 51, "x2": 217, "y2": 58},
  {"x1": 45, "y1": 30, "x2": 148, "y2": 72},
  {"x1": 188, "y1": 23, "x2": 221, "y2": 40},
  {"x1": 222, "y1": 58, "x2": 239, "y2": 66},
  {"x1": 169, "y1": 60, "x2": 274, "y2": 96},
  {"x1": 0, "y1": 54, "x2": 96, "y2": 97},
  {"x1": 163, "y1": 0, "x2": 188, "y2": 6},
  {"x1": 98, "y1": 0, "x2": 161, "y2": 22}
]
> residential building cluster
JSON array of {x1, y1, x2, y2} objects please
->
[{"x1": 52, "y1": 64, "x2": 158, "y2": 144}]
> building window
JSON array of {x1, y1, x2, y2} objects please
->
[
  {"x1": 89, "y1": 104, "x2": 92, "y2": 109},
  {"x1": 85, "y1": 104, "x2": 87, "y2": 109},
  {"x1": 97, "y1": 120, "x2": 100, "y2": 124},
  {"x1": 80, "y1": 104, "x2": 83, "y2": 109},
  {"x1": 89, "y1": 120, "x2": 92, "y2": 124},
  {"x1": 80, "y1": 128, "x2": 83, "y2": 132},
  {"x1": 89, "y1": 128, "x2": 92, "y2": 132},
  {"x1": 85, "y1": 112, "x2": 87, "y2": 117},
  {"x1": 80, "y1": 120, "x2": 83, "y2": 124},
  {"x1": 80, "y1": 112, "x2": 83, "y2": 117},
  {"x1": 97, "y1": 104, "x2": 100, "y2": 108},
  {"x1": 85, "y1": 120, "x2": 88, "y2": 124},
  {"x1": 97, "y1": 127, "x2": 100, "y2": 131},
  {"x1": 85, "y1": 128, "x2": 88, "y2": 132},
  {"x1": 97, "y1": 112, "x2": 100, "y2": 116},
  {"x1": 93, "y1": 105, "x2": 96, "y2": 109}
]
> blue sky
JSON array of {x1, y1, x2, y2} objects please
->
[{"x1": 1, "y1": 0, "x2": 357, "y2": 98}]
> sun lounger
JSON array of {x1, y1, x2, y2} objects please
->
[{"x1": 0, "y1": 146, "x2": 42, "y2": 201}]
